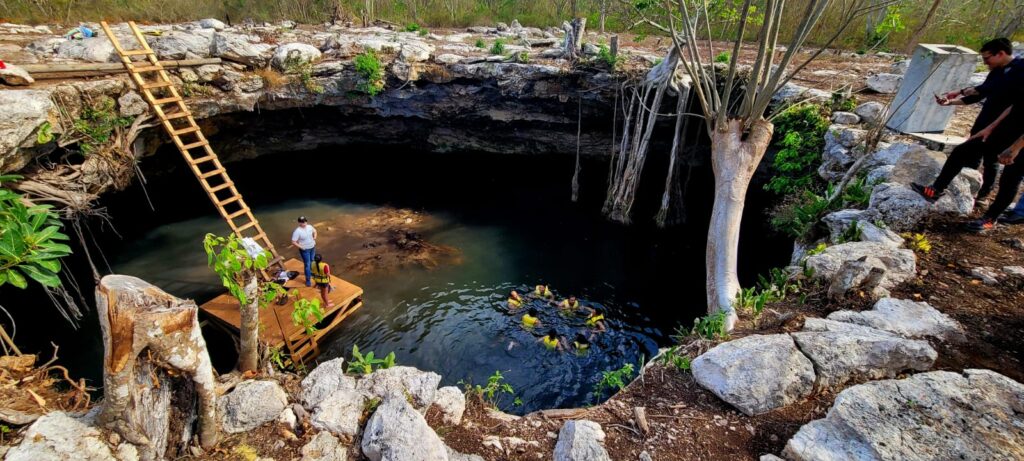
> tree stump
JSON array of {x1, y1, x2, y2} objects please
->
[
  {"x1": 96, "y1": 275, "x2": 218, "y2": 460},
  {"x1": 561, "y1": 17, "x2": 587, "y2": 59}
]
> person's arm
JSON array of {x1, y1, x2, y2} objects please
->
[
  {"x1": 595, "y1": 321, "x2": 607, "y2": 333},
  {"x1": 291, "y1": 228, "x2": 300, "y2": 247},
  {"x1": 999, "y1": 134, "x2": 1024, "y2": 165},
  {"x1": 968, "y1": 105, "x2": 1014, "y2": 141},
  {"x1": 312, "y1": 226, "x2": 318, "y2": 240}
]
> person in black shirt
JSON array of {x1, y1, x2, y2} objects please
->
[
  {"x1": 912, "y1": 38, "x2": 1024, "y2": 208},
  {"x1": 962, "y1": 91, "x2": 1024, "y2": 232}
]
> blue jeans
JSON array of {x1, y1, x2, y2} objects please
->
[
  {"x1": 1009, "y1": 192, "x2": 1024, "y2": 218},
  {"x1": 299, "y1": 248, "x2": 316, "y2": 285}
]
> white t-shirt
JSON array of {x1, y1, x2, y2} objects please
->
[{"x1": 291, "y1": 225, "x2": 316, "y2": 250}]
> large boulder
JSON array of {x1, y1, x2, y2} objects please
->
[
  {"x1": 553, "y1": 420, "x2": 611, "y2": 461},
  {"x1": 198, "y1": 18, "x2": 227, "y2": 31},
  {"x1": 804, "y1": 242, "x2": 916, "y2": 289},
  {"x1": 866, "y1": 73, "x2": 902, "y2": 93},
  {"x1": 853, "y1": 101, "x2": 886, "y2": 125},
  {"x1": 772, "y1": 82, "x2": 831, "y2": 104},
  {"x1": 301, "y1": 431, "x2": 348, "y2": 461},
  {"x1": 793, "y1": 319, "x2": 937, "y2": 388},
  {"x1": 0, "y1": 89, "x2": 56, "y2": 173},
  {"x1": 828, "y1": 298, "x2": 965, "y2": 343},
  {"x1": 355, "y1": 366, "x2": 441, "y2": 409},
  {"x1": 431, "y1": 386, "x2": 467, "y2": 425},
  {"x1": 117, "y1": 91, "x2": 148, "y2": 117},
  {"x1": 831, "y1": 111, "x2": 860, "y2": 125},
  {"x1": 301, "y1": 357, "x2": 357, "y2": 409},
  {"x1": 398, "y1": 41, "x2": 434, "y2": 63},
  {"x1": 218, "y1": 380, "x2": 289, "y2": 433},
  {"x1": 868, "y1": 148, "x2": 980, "y2": 229},
  {"x1": 311, "y1": 388, "x2": 371, "y2": 437},
  {"x1": 864, "y1": 142, "x2": 923, "y2": 170},
  {"x1": 783, "y1": 369, "x2": 1024, "y2": 461},
  {"x1": 692, "y1": 334, "x2": 816, "y2": 416},
  {"x1": 212, "y1": 32, "x2": 275, "y2": 67},
  {"x1": 149, "y1": 30, "x2": 215, "y2": 60},
  {"x1": 361, "y1": 395, "x2": 448, "y2": 461},
  {"x1": 6, "y1": 412, "x2": 118, "y2": 461},
  {"x1": 56, "y1": 37, "x2": 117, "y2": 62},
  {"x1": 272, "y1": 43, "x2": 322, "y2": 70}
]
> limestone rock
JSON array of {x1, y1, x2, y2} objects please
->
[
  {"x1": 355, "y1": 366, "x2": 441, "y2": 409},
  {"x1": 218, "y1": 380, "x2": 289, "y2": 433},
  {"x1": 772, "y1": 82, "x2": 830, "y2": 104},
  {"x1": 399, "y1": 41, "x2": 434, "y2": 63},
  {"x1": 272, "y1": 43, "x2": 322, "y2": 70},
  {"x1": 805, "y1": 242, "x2": 916, "y2": 289},
  {"x1": 301, "y1": 431, "x2": 348, "y2": 461},
  {"x1": 0, "y1": 89, "x2": 56, "y2": 173},
  {"x1": 822, "y1": 209, "x2": 874, "y2": 240},
  {"x1": 828, "y1": 298, "x2": 965, "y2": 343},
  {"x1": 1004, "y1": 266, "x2": 1024, "y2": 278},
  {"x1": 890, "y1": 59, "x2": 910, "y2": 74},
  {"x1": 150, "y1": 30, "x2": 215, "y2": 60},
  {"x1": 198, "y1": 18, "x2": 227, "y2": 31},
  {"x1": 446, "y1": 445, "x2": 484, "y2": 461},
  {"x1": 853, "y1": 101, "x2": 885, "y2": 125},
  {"x1": 783, "y1": 369, "x2": 1024, "y2": 461},
  {"x1": 827, "y1": 255, "x2": 889, "y2": 299},
  {"x1": 692, "y1": 334, "x2": 815, "y2": 416},
  {"x1": 831, "y1": 111, "x2": 860, "y2": 125},
  {"x1": 866, "y1": 165, "x2": 894, "y2": 185},
  {"x1": 278, "y1": 408, "x2": 297, "y2": 431},
  {"x1": 0, "y1": 65, "x2": 34, "y2": 86},
  {"x1": 866, "y1": 73, "x2": 902, "y2": 93},
  {"x1": 26, "y1": 37, "x2": 67, "y2": 55},
  {"x1": 361, "y1": 395, "x2": 447, "y2": 461},
  {"x1": 311, "y1": 388, "x2": 370, "y2": 437},
  {"x1": 301, "y1": 358, "x2": 356, "y2": 408},
  {"x1": 793, "y1": 319, "x2": 936, "y2": 388},
  {"x1": 971, "y1": 266, "x2": 1002, "y2": 285},
  {"x1": 865, "y1": 142, "x2": 922, "y2": 170},
  {"x1": 553, "y1": 420, "x2": 611, "y2": 461},
  {"x1": 431, "y1": 386, "x2": 466, "y2": 425},
  {"x1": 195, "y1": 64, "x2": 223, "y2": 82},
  {"x1": 434, "y1": 54, "x2": 465, "y2": 65},
  {"x1": 212, "y1": 32, "x2": 275, "y2": 67},
  {"x1": 117, "y1": 91, "x2": 147, "y2": 117},
  {"x1": 6, "y1": 412, "x2": 117, "y2": 461},
  {"x1": 56, "y1": 37, "x2": 117, "y2": 62}
]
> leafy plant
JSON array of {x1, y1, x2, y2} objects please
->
[
  {"x1": 72, "y1": 97, "x2": 133, "y2": 155},
  {"x1": 0, "y1": 424, "x2": 9, "y2": 444},
  {"x1": 658, "y1": 346, "x2": 691, "y2": 372},
  {"x1": 592, "y1": 363, "x2": 634, "y2": 399},
  {"x1": 830, "y1": 91, "x2": 857, "y2": 112},
  {"x1": 354, "y1": 49, "x2": 385, "y2": 96},
  {"x1": 770, "y1": 187, "x2": 838, "y2": 241},
  {"x1": 267, "y1": 345, "x2": 293, "y2": 370},
  {"x1": 474, "y1": 38, "x2": 485, "y2": 48},
  {"x1": 597, "y1": 44, "x2": 618, "y2": 69},
  {"x1": 418, "y1": 29, "x2": 429, "y2": 37},
  {"x1": 765, "y1": 104, "x2": 829, "y2": 195},
  {"x1": 202, "y1": 233, "x2": 284, "y2": 309},
  {"x1": 901, "y1": 232, "x2": 932, "y2": 254},
  {"x1": 489, "y1": 38, "x2": 505, "y2": 55},
  {"x1": 806, "y1": 242, "x2": 828, "y2": 256},
  {"x1": 346, "y1": 344, "x2": 396, "y2": 375},
  {"x1": 515, "y1": 51, "x2": 529, "y2": 63},
  {"x1": 291, "y1": 297, "x2": 325, "y2": 335},
  {"x1": 841, "y1": 176, "x2": 873, "y2": 208},
  {"x1": 0, "y1": 175, "x2": 71, "y2": 290},
  {"x1": 36, "y1": 121, "x2": 54, "y2": 145},
  {"x1": 866, "y1": 5, "x2": 906, "y2": 50},
  {"x1": 283, "y1": 53, "x2": 324, "y2": 94},
  {"x1": 404, "y1": 23, "x2": 421, "y2": 32},
  {"x1": 462, "y1": 370, "x2": 517, "y2": 409},
  {"x1": 714, "y1": 51, "x2": 731, "y2": 63},
  {"x1": 837, "y1": 220, "x2": 863, "y2": 244},
  {"x1": 688, "y1": 311, "x2": 730, "y2": 340}
]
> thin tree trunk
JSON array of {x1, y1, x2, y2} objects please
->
[
  {"x1": 97, "y1": 275, "x2": 218, "y2": 460},
  {"x1": 903, "y1": 0, "x2": 943, "y2": 54},
  {"x1": 655, "y1": 94, "x2": 689, "y2": 227},
  {"x1": 705, "y1": 119, "x2": 773, "y2": 329},
  {"x1": 600, "y1": 0, "x2": 607, "y2": 33},
  {"x1": 238, "y1": 276, "x2": 259, "y2": 372}
]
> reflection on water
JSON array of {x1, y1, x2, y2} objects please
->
[{"x1": 113, "y1": 199, "x2": 664, "y2": 413}]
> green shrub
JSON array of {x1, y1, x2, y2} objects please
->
[
  {"x1": 658, "y1": 346, "x2": 692, "y2": 372},
  {"x1": 461, "y1": 370, "x2": 519, "y2": 409},
  {"x1": 830, "y1": 91, "x2": 857, "y2": 112},
  {"x1": 347, "y1": 345, "x2": 396, "y2": 374},
  {"x1": 0, "y1": 175, "x2": 71, "y2": 290},
  {"x1": 474, "y1": 38, "x2": 486, "y2": 48},
  {"x1": 770, "y1": 187, "x2": 837, "y2": 241},
  {"x1": 714, "y1": 51, "x2": 731, "y2": 63},
  {"x1": 597, "y1": 44, "x2": 618, "y2": 69},
  {"x1": 687, "y1": 311, "x2": 729, "y2": 340},
  {"x1": 490, "y1": 38, "x2": 505, "y2": 55},
  {"x1": 282, "y1": 53, "x2": 324, "y2": 94},
  {"x1": 404, "y1": 23, "x2": 421, "y2": 32},
  {"x1": 354, "y1": 50, "x2": 385, "y2": 96},
  {"x1": 73, "y1": 97, "x2": 133, "y2": 155},
  {"x1": 836, "y1": 220, "x2": 863, "y2": 244},
  {"x1": 592, "y1": 363, "x2": 634, "y2": 399},
  {"x1": 764, "y1": 104, "x2": 829, "y2": 195},
  {"x1": 291, "y1": 297, "x2": 325, "y2": 335}
]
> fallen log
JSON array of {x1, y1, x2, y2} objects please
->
[{"x1": 18, "y1": 58, "x2": 223, "y2": 79}]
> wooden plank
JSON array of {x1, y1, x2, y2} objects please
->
[
  {"x1": 208, "y1": 181, "x2": 235, "y2": 193},
  {"x1": 225, "y1": 207, "x2": 250, "y2": 220}
]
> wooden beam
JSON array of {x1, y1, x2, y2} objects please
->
[{"x1": 18, "y1": 58, "x2": 223, "y2": 79}]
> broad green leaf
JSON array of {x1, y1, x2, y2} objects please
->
[
  {"x1": 6, "y1": 269, "x2": 27, "y2": 289},
  {"x1": 35, "y1": 259, "x2": 60, "y2": 273},
  {"x1": 19, "y1": 265, "x2": 60, "y2": 287}
]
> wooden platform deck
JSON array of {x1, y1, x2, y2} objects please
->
[{"x1": 199, "y1": 258, "x2": 363, "y2": 364}]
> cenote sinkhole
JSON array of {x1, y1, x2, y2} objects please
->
[{"x1": 4, "y1": 143, "x2": 792, "y2": 414}]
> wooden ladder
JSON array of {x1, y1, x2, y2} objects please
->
[{"x1": 101, "y1": 21, "x2": 284, "y2": 273}]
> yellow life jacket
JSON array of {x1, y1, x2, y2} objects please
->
[
  {"x1": 508, "y1": 297, "x2": 523, "y2": 308},
  {"x1": 522, "y1": 313, "x2": 538, "y2": 328},
  {"x1": 311, "y1": 262, "x2": 330, "y2": 284},
  {"x1": 543, "y1": 335, "x2": 559, "y2": 350},
  {"x1": 585, "y1": 313, "x2": 605, "y2": 327},
  {"x1": 559, "y1": 299, "x2": 579, "y2": 309},
  {"x1": 535, "y1": 286, "x2": 552, "y2": 298},
  {"x1": 573, "y1": 341, "x2": 589, "y2": 351}
]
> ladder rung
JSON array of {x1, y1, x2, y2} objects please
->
[
  {"x1": 143, "y1": 80, "x2": 173, "y2": 89},
  {"x1": 131, "y1": 65, "x2": 163, "y2": 73},
  {"x1": 172, "y1": 126, "x2": 200, "y2": 136},
  {"x1": 217, "y1": 195, "x2": 241, "y2": 207},
  {"x1": 227, "y1": 208, "x2": 250, "y2": 220},
  {"x1": 190, "y1": 154, "x2": 216, "y2": 165},
  {"x1": 199, "y1": 168, "x2": 225, "y2": 179},
  {"x1": 165, "y1": 111, "x2": 191, "y2": 120},
  {"x1": 153, "y1": 96, "x2": 182, "y2": 105},
  {"x1": 236, "y1": 221, "x2": 258, "y2": 233},
  {"x1": 208, "y1": 181, "x2": 234, "y2": 193},
  {"x1": 123, "y1": 49, "x2": 153, "y2": 56},
  {"x1": 181, "y1": 140, "x2": 208, "y2": 150},
  {"x1": 250, "y1": 232, "x2": 267, "y2": 243},
  {"x1": 269, "y1": 255, "x2": 285, "y2": 267}
]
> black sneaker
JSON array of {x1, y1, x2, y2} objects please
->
[
  {"x1": 998, "y1": 213, "x2": 1024, "y2": 225},
  {"x1": 966, "y1": 217, "x2": 996, "y2": 233},
  {"x1": 910, "y1": 182, "x2": 943, "y2": 203}
]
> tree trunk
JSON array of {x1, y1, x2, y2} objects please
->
[
  {"x1": 600, "y1": 0, "x2": 607, "y2": 33},
  {"x1": 561, "y1": 17, "x2": 587, "y2": 59},
  {"x1": 706, "y1": 119, "x2": 773, "y2": 331},
  {"x1": 903, "y1": 0, "x2": 943, "y2": 54},
  {"x1": 238, "y1": 276, "x2": 259, "y2": 373},
  {"x1": 97, "y1": 275, "x2": 218, "y2": 460}
]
